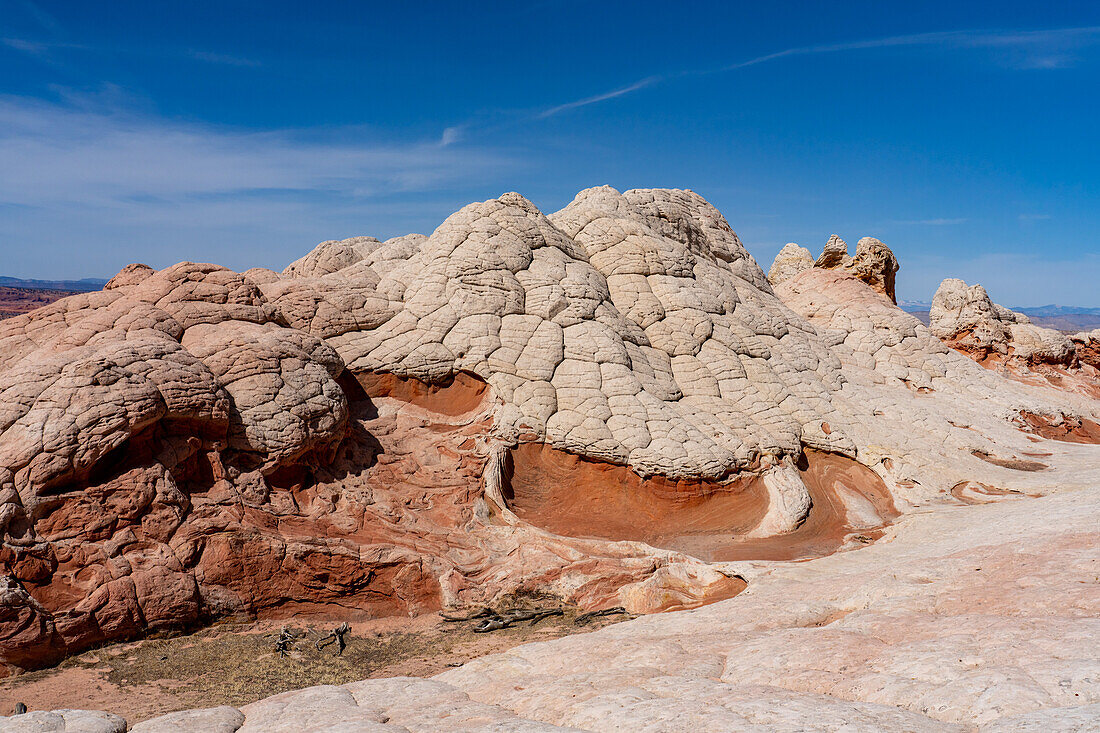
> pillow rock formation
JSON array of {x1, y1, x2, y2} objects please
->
[
  {"x1": 929, "y1": 277, "x2": 1100, "y2": 402},
  {"x1": 0, "y1": 187, "x2": 1098, "y2": 724}
]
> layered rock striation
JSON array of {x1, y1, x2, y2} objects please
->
[
  {"x1": 1, "y1": 187, "x2": 1098, "y2": 676},
  {"x1": 13, "y1": 455, "x2": 1100, "y2": 731}
]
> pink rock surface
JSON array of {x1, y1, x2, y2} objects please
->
[
  {"x1": 45, "y1": 467, "x2": 1098, "y2": 731},
  {"x1": 1, "y1": 188, "x2": 1097, "y2": 694}
]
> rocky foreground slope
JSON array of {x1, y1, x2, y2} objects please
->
[
  {"x1": 65, "y1": 472, "x2": 1091, "y2": 732},
  {"x1": 0, "y1": 187, "x2": 1098, "y2": 729}
]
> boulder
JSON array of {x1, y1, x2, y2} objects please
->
[
  {"x1": 0, "y1": 710, "x2": 125, "y2": 733},
  {"x1": 129, "y1": 706, "x2": 245, "y2": 732},
  {"x1": 843, "y1": 236, "x2": 899, "y2": 303},
  {"x1": 814, "y1": 234, "x2": 850, "y2": 269},
  {"x1": 929, "y1": 278, "x2": 1013, "y2": 351}
]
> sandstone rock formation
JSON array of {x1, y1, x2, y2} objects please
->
[
  {"x1": 1, "y1": 187, "x2": 1098, "y2": 685},
  {"x1": 769, "y1": 234, "x2": 899, "y2": 302},
  {"x1": 1075, "y1": 328, "x2": 1100, "y2": 369},
  {"x1": 766, "y1": 243, "x2": 814, "y2": 286},
  {"x1": 0, "y1": 709, "x2": 125, "y2": 732},
  {"x1": 931, "y1": 278, "x2": 1042, "y2": 356},
  {"x1": 772, "y1": 266, "x2": 1098, "y2": 495},
  {"x1": 814, "y1": 234, "x2": 851, "y2": 269},
  {"x1": 929, "y1": 278, "x2": 1100, "y2": 399},
  {"x1": 17, "y1": 463, "x2": 1098, "y2": 731}
]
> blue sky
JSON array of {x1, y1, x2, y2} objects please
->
[{"x1": 1, "y1": 1, "x2": 1098, "y2": 306}]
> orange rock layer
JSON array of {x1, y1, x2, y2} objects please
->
[
  {"x1": 506, "y1": 444, "x2": 896, "y2": 562},
  {"x1": 0, "y1": 370, "x2": 901, "y2": 675}
]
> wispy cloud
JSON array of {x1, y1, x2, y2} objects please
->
[
  {"x1": 2, "y1": 37, "x2": 50, "y2": 55},
  {"x1": 1015, "y1": 55, "x2": 1071, "y2": 69},
  {"x1": 0, "y1": 94, "x2": 510, "y2": 275},
  {"x1": 187, "y1": 49, "x2": 262, "y2": 68},
  {"x1": 1018, "y1": 213, "x2": 1052, "y2": 221},
  {"x1": 717, "y1": 26, "x2": 1100, "y2": 72},
  {"x1": 2, "y1": 35, "x2": 263, "y2": 68},
  {"x1": 538, "y1": 76, "x2": 661, "y2": 118},
  {"x1": 893, "y1": 217, "x2": 969, "y2": 226},
  {"x1": 534, "y1": 26, "x2": 1100, "y2": 119},
  {"x1": 439, "y1": 125, "x2": 464, "y2": 146},
  {"x1": 1, "y1": 36, "x2": 86, "y2": 67},
  {"x1": 14, "y1": 0, "x2": 62, "y2": 35},
  {"x1": 0, "y1": 95, "x2": 505, "y2": 207}
]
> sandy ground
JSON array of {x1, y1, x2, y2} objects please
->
[{"x1": 0, "y1": 607, "x2": 629, "y2": 724}]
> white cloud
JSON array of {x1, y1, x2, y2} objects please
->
[
  {"x1": 440, "y1": 125, "x2": 464, "y2": 146},
  {"x1": 537, "y1": 76, "x2": 661, "y2": 118},
  {"x1": 2, "y1": 37, "x2": 49, "y2": 54},
  {"x1": 893, "y1": 217, "x2": 969, "y2": 226},
  {"x1": 4, "y1": 32, "x2": 263, "y2": 69},
  {"x1": 15, "y1": 0, "x2": 62, "y2": 34},
  {"x1": 0, "y1": 95, "x2": 510, "y2": 277},
  {"x1": 0, "y1": 96, "x2": 506, "y2": 208},
  {"x1": 718, "y1": 26, "x2": 1100, "y2": 71}
]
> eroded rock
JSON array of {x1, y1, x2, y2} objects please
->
[
  {"x1": 41, "y1": 476, "x2": 1100, "y2": 730},
  {"x1": 1, "y1": 187, "x2": 1098, "y2": 679},
  {"x1": 928, "y1": 278, "x2": 1100, "y2": 399},
  {"x1": 770, "y1": 234, "x2": 899, "y2": 302},
  {"x1": 768, "y1": 243, "x2": 814, "y2": 286}
]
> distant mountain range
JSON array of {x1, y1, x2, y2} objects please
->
[
  {"x1": 1011, "y1": 304, "x2": 1100, "y2": 318},
  {"x1": 899, "y1": 301, "x2": 1100, "y2": 333},
  {"x1": 0, "y1": 276, "x2": 108, "y2": 292}
]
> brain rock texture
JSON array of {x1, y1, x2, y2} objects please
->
[{"x1": 1, "y1": 187, "x2": 1097, "y2": 675}]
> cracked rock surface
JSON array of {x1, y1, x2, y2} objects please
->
[
  {"x1": 1, "y1": 186, "x2": 1098, "y2": 721},
  {"x1": 20, "y1": 462, "x2": 1097, "y2": 731}
]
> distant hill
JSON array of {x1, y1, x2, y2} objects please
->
[
  {"x1": 0, "y1": 285, "x2": 84, "y2": 319},
  {"x1": 1011, "y1": 311, "x2": 1100, "y2": 333},
  {"x1": 1014, "y1": 304, "x2": 1100, "y2": 316},
  {"x1": 1013, "y1": 304, "x2": 1100, "y2": 322},
  {"x1": 0, "y1": 276, "x2": 105, "y2": 320},
  {"x1": 899, "y1": 302, "x2": 1100, "y2": 333},
  {"x1": 0, "y1": 276, "x2": 107, "y2": 292},
  {"x1": 904, "y1": 309, "x2": 932, "y2": 326}
]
